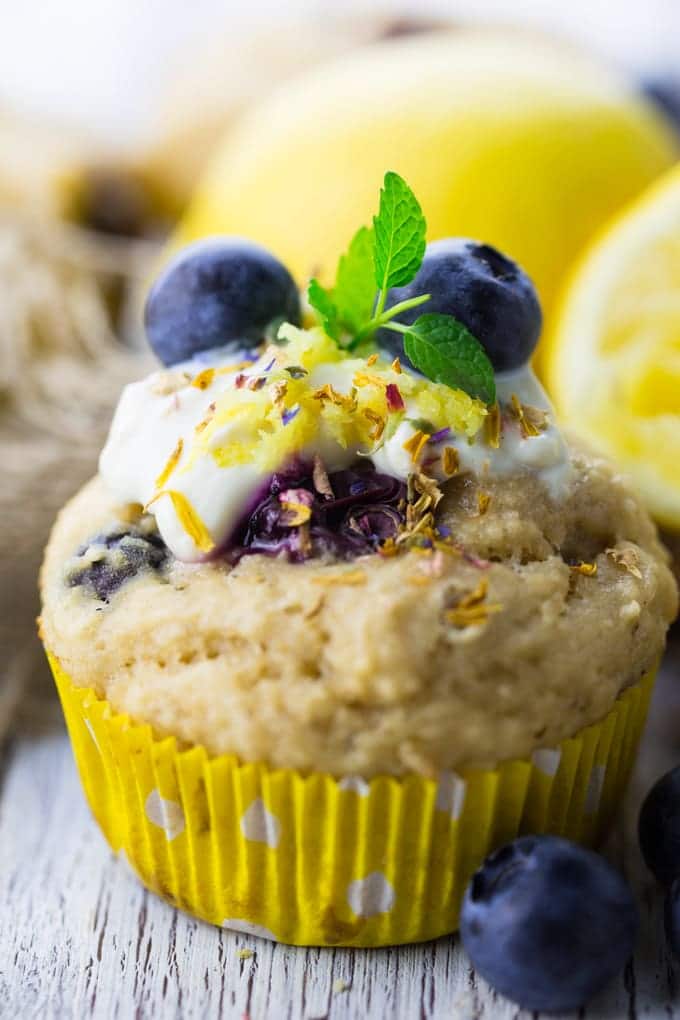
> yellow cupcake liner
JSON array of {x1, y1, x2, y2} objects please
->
[{"x1": 48, "y1": 652, "x2": 655, "y2": 947}]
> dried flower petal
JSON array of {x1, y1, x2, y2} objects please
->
[
  {"x1": 150, "y1": 370, "x2": 191, "y2": 395},
  {"x1": 510, "y1": 394, "x2": 549, "y2": 438},
  {"x1": 446, "y1": 577, "x2": 502, "y2": 628},
  {"x1": 402, "y1": 429, "x2": 430, "y2": 464},
  {"x1": 154, "y1": 438, "x2": 184, "y2": 489},
  {"x1": 414, "y1": 472, "x2": 443, "y2": 508},
  {"x1": 477, "y1": 491, "x2": 491, "y2": 516},
  {"x1": 191, "y1": 368, "x2": 215, "y2": 391},
  {"x1": 279, "y1": 501, "x2": 313, "y2": 527},
  {"x1": 270, "y1": 380, "x2": 288, "y2": 406},
  {"x1": 386, "y1": 383, "x2": 405, "y2": 412},
  {"x1": 571, "y1": 561, "x2": 598, "y2": 577},
  {"x1": 313, "y1": 455, "x2": 334, "y2": 500},
  {"x1": 353, "y1": 371, "x2": 387, "y2": 390},
  {"x1": 314, "y1": 383, "x2": 357, "y2": 411},
  {"x1": 442, "y1": 446, "x2": 459, "y2": 476},
  {"x1": 485, "y1": 402, "x2": 501, "y2": 448},
  {"x1": 430, "y1": 426, "x2": 452, "y2": 444},
  {"x1": 364, "y1": 408, "x2": 386, "y2": 442},
  {"x1": 606, "y1": 546, "x2": 642, "y2": 579},
  {"x1": 146, "y1": 490, "x2": 214, "y2": 552},
  {"x1": 195, "y1": 402, "x2": 216, "y2": 434},
  {"x1": 281, "y1": 403, "x2": 301, "y2": 426}
]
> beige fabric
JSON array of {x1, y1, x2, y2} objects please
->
[{"x1": 0, "y1": 214, "x2": 152, "y2": 736}]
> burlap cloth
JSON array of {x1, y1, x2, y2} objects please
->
[{"x1": 0, "y1": 215, "x2": 155, "y2": 735}]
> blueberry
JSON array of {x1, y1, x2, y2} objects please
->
[
  {"x1": 665, "y1": 879, "x2": 680, "y2": 958},
  {"x1": 376, "y1": 238, "x2": 542, "y2": 373},
  {"x1": 643, "y1": 77, "x2": 680, "y2": 133},
  {"x1": 145, "y1": 238, "x2": 301, "y2": 366},
  {"x1": 639, "y1": 766, "x2": 680, "y2": 885},
  {"x1": 66, "y1": 526, "x2": 168, "y2": 601},
  {"x1": 460, "y1": 835, "x2": 638, "y2": 1012}
]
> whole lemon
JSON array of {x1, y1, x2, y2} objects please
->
[{"x1": 176, "y1": 30, "x2": 677, "y2": 341}]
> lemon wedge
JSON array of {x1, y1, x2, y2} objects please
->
[{"x1": 547, "y1": 164, "x2": 680, "y2": 529}]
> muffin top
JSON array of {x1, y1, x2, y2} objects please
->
[{"x1": 40, "y1": 173, "x2": 678, "y2": 776}]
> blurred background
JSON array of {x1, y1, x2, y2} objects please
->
[{"x1": 1, "y1": 0, "x2": 679, "y2": 733}]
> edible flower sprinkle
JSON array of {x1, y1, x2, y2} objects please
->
[
  {"x1": 154, "y1": 438, "x2": 184, "y2": 489},
  {"x1": 191, "y1": 368, "x2": 216, "y2": 390},
  {"x1": 510, "y1": 394, "x2": 549, "y2": 438},
  {"x1": 606, "y1": 547, "x2": 642, "y2": 579},
  {"x1": 571, "y1": 561, "x2": 598, "y2": 577},
  {"x1": 442, "y1": 447, "x2": 459, "y2": 476},
  {"x1": 403, "y1": 430, "x2": 431, "y2": 464},
  {"x1": 446, "y1": 578, "x2": 503, "y2": 628}
]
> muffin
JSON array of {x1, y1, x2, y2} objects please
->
[{"x1": 40, "y1": 175, "x2": 677, "y2": 945}]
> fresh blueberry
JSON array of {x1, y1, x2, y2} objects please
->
[
  {"x1": 639, "y1": 766, "x2": 680, "y2": 885},
  {"x1": 145, "y1": 238, "x2": 301, "y2": 366},
  {"x1": 376, "y1": 238, "x2": 542, "y2": 373},
  {"x1": 665, "y1": 879, "x2": 680, "y2": 958},
  {"x1": 460, "y1": 835, "x2": 638, "y2": 1012},
  {"x1": 643, "y1": 77, "x2": 680, "y2": 133},
  {"x1": 66, "y1": 526, "x2": 168, "y2": 601}
]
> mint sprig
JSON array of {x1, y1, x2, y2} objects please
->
[
  {"x1": 307, "y1": 171, "x2": 496, "y2": 404},
  {"x1": 395, "y1": 314, "x2": 495, "y2": 404},
  {"x1": 334, "y1": 225, "x2": 376, "y2": 332},
  {"x1": 373, "y1": 171, "x2": 427, "y2": 294}
]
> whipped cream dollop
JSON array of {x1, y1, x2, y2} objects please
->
[{"x1": 99, "y1": 327, "x2": 572, "y2": 561}]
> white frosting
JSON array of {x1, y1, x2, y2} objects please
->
[{"x1": 99, "y1": 347, "x2": 572, "y2": 562}]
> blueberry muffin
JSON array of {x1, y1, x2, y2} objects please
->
[{"x1": 40, "y1": 175, "x2": 677, "y2": 945}]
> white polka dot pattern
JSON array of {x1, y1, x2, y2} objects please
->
[
  {"x1": 435, "y1": 772, "x2": 466, "y2": 820},
  {"x1": 585, "y1": 764, "x2": 607, "y2": 814},
  {"x1": 222, "y1": 919, "x2": 278, "y2": 941},
  {"x1": 144, "y1": 789, "x2": 186, "y2": 840},
  {"x1": 346, "y1": 871, "x2": 395, "y2": 917},
  {"x1": 239, "y1": 798, "x2": 281, "y2": 847},
  {"x1": 338, "y1": 776, "x2": 370, "y2": 796},
  {"x1": 532, "y1": 748, "x2": 562, "y2": 777}
]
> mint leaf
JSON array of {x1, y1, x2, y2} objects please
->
[
  {"x1": 333, "y1": 226, "x2": 376, "y2": 333},
  {"x1": 373, "y1": 172, "x2": 426, "y2": 291},
  {"x1": 308, "y1": 279, "x2": 340, "y2": 341},
  {"x1": 402, "y1": 313, "x2": 496, "y2": 404}
]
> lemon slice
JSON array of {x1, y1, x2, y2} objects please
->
[{"x1": 547, "y1": 164, "x2": 680, "y2": 529}]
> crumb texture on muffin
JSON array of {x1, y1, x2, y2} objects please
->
[{"x1": 40, "y1": 442, "x2": 677, "y2": 778}]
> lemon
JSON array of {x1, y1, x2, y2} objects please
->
[
  {"x1": 175, "y1": 30, "x2": 677, "y2": 349},
  {"x1": 547, "y1": 164, "x2": 680, "y2": 529}
]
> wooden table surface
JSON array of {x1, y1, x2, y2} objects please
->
[{"x1": 1, "y1": 638, "x2": 678, "y2": 1020}]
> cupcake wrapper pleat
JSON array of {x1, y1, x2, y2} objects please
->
[{"x1": 48, "y1": 652, "x2": 655, "y2": 947}]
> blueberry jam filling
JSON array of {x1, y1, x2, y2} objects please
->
[
  {"x1": 66, "y1": 525, "x2": 169, "y2": 601},
  {"x1": 227, "y1": 461, "x2": 407, "y2": 563}
]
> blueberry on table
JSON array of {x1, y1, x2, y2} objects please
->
[
  {"x1": 639, "y1": 765, "x2": 680, "y2": 885},
  {"x1": 145, "y1": 238, "x2": 301, "y2": 366},
  {"x1": 377, "y1": 238, "x2": 542, "y2": 373},
  {"x1": 460, "y1": 835, "x2": 638, "y2": 1013},
  {"x1": 666, "y1": 878, "x2": 680, "y2": 958}
]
